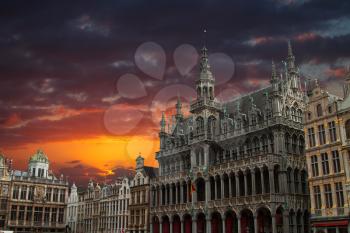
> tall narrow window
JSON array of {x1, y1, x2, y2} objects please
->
[
  {"x1": 12, "y1": 185, "x2": 19, "y2": 199},
  {"x1": 10, "y1": 205, "x2": 17, "y2": 221},
  {"x1": 313, "y1": 186, "x2": 322, "y2": 209},
  {"x1": 328, "y1": 121, "x2": 337, "y2": 142},
  {"x1": 321, "y1": 153, "x2": 330, "y2": 175},
  {"x1": 324, "y1": 184, "x2": 333, "y2": 208},
  {"x1": 346, "y1": 120, "x2": 350, "y2": 139},
  {"x1": 335, "y1": 182, "x2": 344, "y2": 207},
  {"x1": 318, "y1": 124, "x2": 326, "y2": 145},
  {"x1": 332, "y1": 150, "x2": 341, "y2": 173},
  {"x1": 308, "y1": 128, "x2": 316, "y2": 147},
  {"x1": 311, "y1": 155, "x2": 319, "y2": 177},
  {"x1": 316, "y1": 104, "x2": 323, "y2": 117}
]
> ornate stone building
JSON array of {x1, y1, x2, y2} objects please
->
[
  {"x1": 67, "y1": 183, "x2": 79, "y2": 232},
  {"x1": 128, "y1": 155, "x2": 157, "y2": 233},
  {"x1": 0, "y1": 152, "x2": 11, "y2": 230},
  {"x1": 305, "y1": 71, "x2": 350, "y2": 232},
  {"x1": 7, "y1": 149, "x2": 69, "y2": 232},
  {"x1": 73, "y1": 177, "x2": 130, "y2": 233},
  {"x1": 150, "y1": 43, "x2": 309, "y2": 233}
]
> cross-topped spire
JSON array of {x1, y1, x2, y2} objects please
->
[{"x1": 199, "y1": 46, "x2": 211, "y2": 74}]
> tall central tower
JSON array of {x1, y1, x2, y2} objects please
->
[{"x1": 196, "y1": 47, "x2": 215, "y2": 100}]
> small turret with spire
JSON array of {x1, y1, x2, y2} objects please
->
[
  {"x1": 175, "y1": 96, "x2": 183, "y2": 120},
  {"x1": 343, "y1": 65, "x2": 350, "y2": 98},
  {"x1": 160, "y1": 112, "x2": 166, "y2": 133},
  {"x1": 287, "y1": 40, "x2": 296, "y2": 72},
  {"x1": 196, "y1": 46, "x2": 215, "y2": 100}
]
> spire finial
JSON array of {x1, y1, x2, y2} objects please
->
[
  {"x1": 160, "y1": 112, "x2": 166, "y2": 132},
  {"x1": 288, "y1": 40, "x2": 293, "y2": 57}
]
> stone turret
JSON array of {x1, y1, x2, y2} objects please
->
[
  {"x1": 28, "y1": 149, "x2": 49, "y2": 178},
  {"x1": 196, "y1": 46, "x2": 215, "y2": 100},
  {"x1": 343, "y1": 66, "x2": 350, "y2": 98}
]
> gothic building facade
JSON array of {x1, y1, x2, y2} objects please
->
[{"x1": 150, "y1": 43, "x2": 309, "y2": 233}]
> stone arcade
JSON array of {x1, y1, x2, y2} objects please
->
[{"x1": 150, "y1": 43, "x2": 310, "y2": 233}]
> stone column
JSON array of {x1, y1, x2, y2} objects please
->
[
  {"x1": 206, "y1": 215, "x2": 211, "y2": 233},
  {"x1": 180, "y1": 183, "x2": 184, "y2": 204},
  {"x1": 261, "y1": 168, "x2": 265, "y2": 194},
  {"x1": 215, "y1": 178, "x2": 218, "y2": 200},
  {"x1": 192, "y1": 217, "x2": 197, "y2": 233},
  {"x1": 170, "y1": 219, "x2": 173, "y2": 233},
  {"x1": 205, "y1": 178, "x2": 211, "y2": 203},
  {"x1": 170, "y1": 185, "x2": 173, "y2": 205},
  {"x1": 254, "y1": 215, "x2": 258, "y2": 233},
  {"x1": 269, "y1": 168, "x2": 275, "y2": 194},
  {"x1": 191, "y1": 150, "x2": 196, "y2": 169},
  {"x1": 165, "y1": 187, "x2": 168, "y2": 205},
  {"x1": 252, "y1": 170, "x2": 256, "y2": 196},
  {"x1": 221, "y1": 175, "x2": 225, "y2": 199},
  {"x1": 244, "y1": 172, "x2": 248, "y2": 196},
  {"x1": 160, "y1": 187, "x2": 163, "y2": 206},
  {"x1": 237, "y1": 215, "x2": 241, "y2": 233},
  {"x1": 204, "y1": 144, "x2": 209, "y2": 167},
  {"x1": 150, "y1": 218, "x2": 153, "y2": 233},
  {"x1": 283, "y1": 212, "x2": 289, "y2": 233},
  {"x1": 175, "y1": 184, "x2": 178, "y2": 204},
  {"x1": 235, "y1": 174, "x2": 240, "y2": 196},
  {"x1": 229, "y1": 175, "x2": 232, "y2": 197},
  {"x1": 222, "y1": 215, "x2": 226, "y2": 233},
  {"x1": 272, "y1": 214, "x2": 277, "y2": 233},
  {"x1": 160, "y1": 221, "x2": 163, "y2": 233},
  {"x1": 181, "y1": 219, "x2": 184, "y2": 233}
]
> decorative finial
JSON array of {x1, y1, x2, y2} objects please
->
[
  {"x1": 288, "y1": 40, "x2": 293, "y2": 57},
  {"x1": 271, "y1": 60, "x2": 278, "y2": 83},
  {"x1": 160, "y1": 112, "x2": 166, "y2": 132}
]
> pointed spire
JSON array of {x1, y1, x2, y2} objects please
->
[
  {"x1": 287, "y1": 40, "x2": 296, "y2": 72},
  {"x1": 199, "y1": 46, "x2": 210, "y2": 74},
  {"x1": 160, "y1": 112, "x2": 166, "y2": 132},
  {"x1": 288, "y1": 40, "x2": 293, "y2": 57},
  {"x1": 346, "y1": 65, "x2": 350, "y2": 80},
  {"x1": 176, "y1": 95, "x2": 182, "y2": 116},
  {"x1": 271, "y1": 60, "x2": 278, "y2": 83}
]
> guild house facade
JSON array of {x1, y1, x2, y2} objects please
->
[
  {"x1": 150, "y1": 42, "x2": 309, "y2": 233},
  {"x1": 305, "y1": 72, "x2": 350, "y2": 232},
  {"x1": 7, "y1": 149, "x2": 69, "y2": 233}
]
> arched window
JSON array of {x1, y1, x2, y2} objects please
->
[
  {"x1": 291, "y1": 107, "x2": 296, "y2": 121},
  {"x1": 346, "y1": 120, "x2": 350, "y2": 139},
  {"x1": 196, "y1": 117, "x2": 204, "y2": 134},
  {"x1": 286, "y1": 107, "x2": 290, "y2": 119},
  {"x1": 316, "y1": 104, "x2": 323, "y2": 117},
  {"x1": 285, "y1": 133, "x2": 290, "y2": 153},
  {"x1": 253, "y1": 137, "x2": 260, "y2": 154}
]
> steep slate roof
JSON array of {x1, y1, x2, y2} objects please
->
[
  {"x1": 143, "y1": 166, "x2": 158, "y2": 178},
  {"x1": 225, "y1": 85, "x2": 271, "y2": 115}
]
